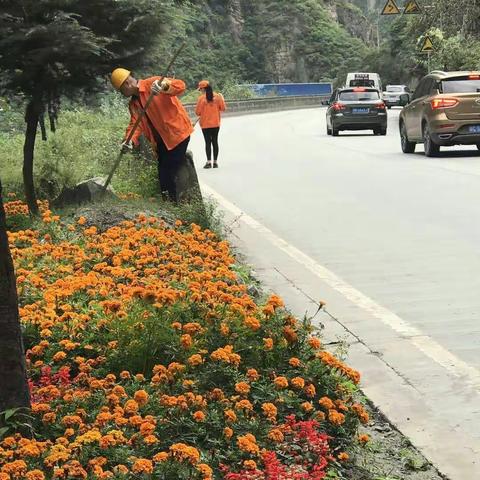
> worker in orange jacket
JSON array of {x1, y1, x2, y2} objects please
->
[
  {"x1": 110, "y1": 68, "x2": 193, "y2": 201},
  {"x1": 195, "y1": 80, "x2": 226, "y2": 169}
]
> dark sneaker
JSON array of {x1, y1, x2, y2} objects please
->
[
  {"x1": 213, "y1": 162, "x2": 218, "y2": 168},
  {"x1": 203, "y1": 162, "x2": 212, "y2": 169}
]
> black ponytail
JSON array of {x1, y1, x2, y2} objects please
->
[{"x1": 205, "y1": 85, "x2": 214, "y2": 102}]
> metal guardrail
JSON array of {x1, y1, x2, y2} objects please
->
[{"x1": 184, "y1": 95, "x2": 329, "y2": 118}]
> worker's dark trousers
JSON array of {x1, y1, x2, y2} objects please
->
[
  {"x1": 156, "y1": 136, "x2": 190, "y2": 202},
  {"x1": 202, "y1": 127, "x2": 220, "y2": 161}
]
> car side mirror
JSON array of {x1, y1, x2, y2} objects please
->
[
  {"x1": 400, "y1": 94, "x2": 410, "y2": 106},
  {"x1": 321, "y1": 99, "x2": 330, "y2": 106}
]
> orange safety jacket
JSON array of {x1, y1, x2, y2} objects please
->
[
  {"x1": 125, "y1": 77, "x2": 193, "y2": 151},
  {"x1": 195, "y1": 93, "x2": 226, "y2": 129}
]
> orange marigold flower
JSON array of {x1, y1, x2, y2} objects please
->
[
  {"x1": 244, "y1": 316, "x2": 261, "y2": 331},
  {"x1": 224, "y1": 409, "x2": 237, "y2": 423},
  {"x1": 263, "y1": 338, "x2": 273, "y2": 351},
  {"x1": 2, "y1": 460, "x2": 27, "y2": 477},
  {"x1": 304, "y1": 384, "x2": 316, "y2": 398},
  {"x1": 131, "y1": 459, "x2": 153, "y2": 475},
  {"x1": 283, "y1": 326, "x2": 298, "y2": 343},
  {"x1": 52, "y1": 351, "x2": 67, "y2": 362},
  {"x1": 328, "y1": 409, "x2": 346, "y2": 426},
  {"x1": 133, "y1": 390, "x2": 149, "y2": 406},
  {"x1": 237, "y1": 433, "x2": 259, "y2": 455},
  {"x1": 243, "y1": 460, "x2": 257, "y2": 470},
  {"x1": 289, "y1": 357, "x2": 302, "y2": 368},
  {"x1": 235, "y1": 399, "x2": 253, "y2": 412},
  {"x1": 153, "y1": 452, "x2": 168, "y2": 462},
  {"x1": 291, "y1": 377, "x2": 305, "y2": 389},
  {"x1": 246, "y1": 368, "x2": 259, "y2": 381},
  {"x1": 224, "y1": 427, "x2": 234, "y2": 440},
  {"x1": 261, "y1": 402, "x2": 277, "y2": 422},
  {"x1": 77, "y1": 216, "x2": 87, "y2": 225},
  {"x1": 358, "y1": 434, "x2": 370, "y2": 444},
  {"x1": 197, "y1": 463, "x2": 213, "y2": 479},
  {"x1": 188, "y1": 354, "x2": 203, "y2": 366},
  {"x1": 124, "y1": 399, "x2": 139, "y2": 415},
  {"x1": 169, "y1": 443, "x2": 200, "y2": 464},
  {"x1": 235, "y1": 382, "x2": 251, "y2": 395},
  {"x1": 273, "y1": 376, "x2": 288, "y2": 389},
  {"x1": 308, "y1": 337, "x2": 322, "y2": 349},
  {"x1": 267, "y1": 428, "x2": 284, "y2": 443},
  {"x1": 193, "y1": 411, "x2": 206, "y2": 422},
  {"x1": 119, "y1": 371, "x2": 131, "y2": 379},
  {"x1": 338, "y1": 452, "x2": 349, "y2": 462},
  {"x1": 26, "y1": 470, "x2": 46, "y2": 480},
  {"x1": 319, "y1": 397, "x2": 335, "y2": 410},
  {"x1": 301, "y1": 401, "x2": 314, "y2": 413},
  {"x1": 181, "y1": 334, "x2": 193, "y2": 349}
]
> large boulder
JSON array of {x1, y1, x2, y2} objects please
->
[{"x1": 53, "y1": 177, "x2": 115, "y2": 207}]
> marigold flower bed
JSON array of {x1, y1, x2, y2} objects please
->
[{"x1": 0, "y1": 202, "x2": 368, "y2": 479}]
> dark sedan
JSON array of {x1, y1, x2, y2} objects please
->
[{"x1": 326, "y1": 87, "x2": 388, "y2": 136}]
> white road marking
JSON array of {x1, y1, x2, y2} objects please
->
[{"x1": 202, "y1": 182, "x2": 480, "y2": 390}]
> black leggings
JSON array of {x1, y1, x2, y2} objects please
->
[
  {"x1": 202, "y1": 127, "x2": 220, "y2": 161},
  {"x1": 156, "y1": 136, "x2": 190, "y2": 202}
]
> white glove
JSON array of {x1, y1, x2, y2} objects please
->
[
  {"x1": 152, "y1": 78, "x2": 171, "y2": 95},
  {"x1": 121, "y1": 140, "x2": 133, "y2": 153}
]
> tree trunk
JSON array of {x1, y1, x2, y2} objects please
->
[
  {"x1": 0, "y1": 180, "x2": 31, "y2": 412},
  {"x1": 23, "y1": 99, "x2": 41, "y2": 216}
]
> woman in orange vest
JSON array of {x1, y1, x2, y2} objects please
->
[
  {"x1": 110, "y1": 68, "x2": 193, "y2": 201},
  {"x1": 195, "y1": 80, "x2": 226, "y2": 169}
]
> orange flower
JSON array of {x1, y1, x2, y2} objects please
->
[
  {"x1": 133, "y1": 390, "x2": 149, "y2": 406},
  {"x1": 243, "y1": 460, "x2": 257, "y2": 470},
  {"x1": 224, "y1": 410, "x2": 237, "y2": 423},
  {"x1": 52, "y1": 351, "x2": 67, "y2": 362},
  {"x1": 291, "y1": 377, "x2": 305, "y2": 390},
  {"x1": 193, "y1": 411, "x2": 206, "y2": 422},
  {"x1": 246, "y1": 368, "x2": 259, "y2": 381},
  {"x1": 267, "y1": 428, "x2": 284, "y2": 443},
  {"x1": 308, "y1": 337, "x2": 322, "y2": 349},
  {"x1": 132, "y1": 459, "x2": 153, "y2": 474},
  {"x1": 26, "y1": 470, "x2": 46, "y2": 480},
  {"x1": 273, "y1": 376, "x2": 288, "y2": 389},
  {"x1": 301, "y1": 401, "x2": 314, "y2": 413},
  {"x1": 328, "y1": 409, "x2": 346, "y2": 426},
  {"x1": 244, "y1": 316, "x2": 260, "y2": 331},
  {"x1": 263, "y1": 337, "x2": 273, "y2": 350},
  {"x1": 304, "y1": 384, "x2": 316, "y2": 398},
  {"x1": 188, "y1": 354, "x2": 203, "y2": 366},
  {"x1": 197, "y1": 463, "x2": 213, "y2": 479},
  {"x1": 289, "y1": 357, "x2": 302, "y2": 368},
  {"x1": 181, "y1": 334, "x2": 193, "y2": 349},
  {"x1": 319, "y1": 397, "x2": 335, "y2": 410},
  {"x1": 261, "y1": 403, "x2": 277, "y2": 422},
  {"x1": 338, "y1": 452, "x2": 349, "y2": 462},
  {"x1": 169, "y1": 443, "x2": 200, "y2": 464},
  {"x1": 223, "y1": 427, "x2": 234, "y2": 440},
  {"x1": 153, "y1": 452, "x2": 168, "y2": 462},
  {"x1": 235, "y1": 382, "x2": 251, "y2": 395},
  {"x1": 237, "y1": 433, "x2": 259, "y2": 455},
  {"x1": 358, "y1": 434, "x2": 370, "y2": 444}
]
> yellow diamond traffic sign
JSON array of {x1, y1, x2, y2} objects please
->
[
  {"x1": 421, "y1": 36, "x2": 434, "y2": 53},
  {"x1": 381, "y1": 0, "x2": 401, "y2": 15},
  {"x1": 404, "y1": 0, "x2": 421, "y2": 14}
]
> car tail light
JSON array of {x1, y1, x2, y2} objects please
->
[
  {"x1": 375, "y1": 102, "x2": 386, "y2": 110},
  {"x1": 332, "y1": 102, "x2": 346, "y2": 111},
  {"x1": 431, "y1": 98, "x2": 459, "y2": 109}
]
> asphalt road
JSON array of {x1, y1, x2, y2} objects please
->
[{"x1": 192, "y1": 108, "x2": 480, "y2": 369}]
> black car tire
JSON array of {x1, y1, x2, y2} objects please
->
[
  {"x1": 400, "y1": 122, "x2": 416, "y2": 153},
  {"x1": 387, "y1": 106, "x2": 392, "y2": 110},
  {"x1": 332, "y1": 126, "x2": 339, "y2": 136},
  {"x1": 380, "y1": 128, "x2": 387, "y2": 136},
  {"x1": 477, "y1": 144, "x2": 480, "y2": 151},
  {"x1": 423, "y1": 123, "x2": 440, "y2": 157},
  {"x1": 327, "y1": 125, "x2": 332, "y2": 136}
]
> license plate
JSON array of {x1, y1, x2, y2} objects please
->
[
  {"x1": 352, "y1": 108, "x2": 369, "y2": 114},
  {"x1": 468, "y1": 125, "x2": 480, "y2": 133}
]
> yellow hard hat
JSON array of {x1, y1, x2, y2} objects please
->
[{"x1": 111, "y1": 68, "x2": 131, "y2": 90}]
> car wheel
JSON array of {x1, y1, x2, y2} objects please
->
[
  {"x1": 423, "y1": 123, "x2": 440, "y2": 157},
  {"x1": 332, "y1": 126, "x2": 339, "y2": 136},
  {"x1": 400, "y1": 122, "x2": 416, "y2": 153},
  {"x1": 327, "y1": 125, "x2": 332, "y2": 136},
  {"x1": 380, "y1": 128, "x2": 387, "y2": 136},
  {"x1": 387, "y1": 106, "x2": 392, "y2": 110},
  {"x1": 477, "y1": 144, "x2": 480, "y2": 151}
]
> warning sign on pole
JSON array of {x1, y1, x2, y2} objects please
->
[
  {"x1": 421, "y1": 36, "x2": 434, "y2": 53},
  {"x1": 381, "y1": 0, "x2": 401, "y2": 15},
  {"x1": 404, "y1": 0, "x2": 421, "y2": 14}
]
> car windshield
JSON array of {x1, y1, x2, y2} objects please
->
[
  {"x1": 442, "y1": 78, "x2": 480, "y2": 93},
  {"x1": 387, "y1": 86, "x2": 403, "y2": 92},
  {"x1": 339, "y1": 91, "x2": 379, "y2": 101}
]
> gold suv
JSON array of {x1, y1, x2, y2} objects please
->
[{"x1": 399, "y1": 71, "x2": 480, "y2": 156}]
